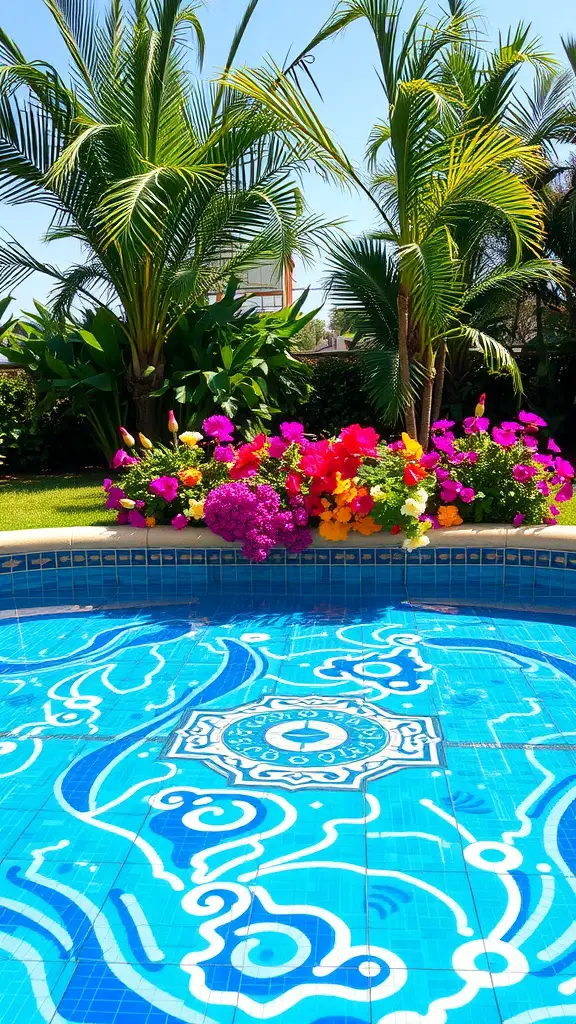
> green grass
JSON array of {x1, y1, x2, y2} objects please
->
[
  {"x1": 0, "y1": 473, "x2": 115, "y2": 531},
  {"x1": 558, "y1": 494, "x2": 576, "y2": 526}
]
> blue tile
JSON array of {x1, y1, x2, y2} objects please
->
[
  {"x1": 206, "y1": 549, "x2": 221, "y2": 565},
  {"x1": 360, "y1": 549, "x2": 375, "y2": 564},
  {"x1": 101, "y1": 550, "x2": 116, "y2": 566},
  {"x1": 176, "y1": 550, "x2": 192, "y2": 565},
  {"x1": 71, "y1": 551, "x2": 87, "y2": 567},
  {"x1": 520, "y1": 549, "x2": 535, "y2": 566},
  {"x1": 505, "y1": 548, "x2": 519, "y2": 565},
  {"x1": 376, "y1": 549, "x2": 391, "y2": 564},
  {"x1": 536, "y1": 549, "x2": 550, "y2": 567},
  {"x1": 466, "y1": 547, "x2": 481, "y2": 563},
  {"x1": 551, "y1": 551, "x2": 567, "y2": 569},
  {"x1": 160, "y1": 548, "x2": 176, "y2": 565},
  {"x1": 129, "y1": 549, "x2": 146, "y2": 565}
]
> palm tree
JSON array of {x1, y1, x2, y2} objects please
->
[
  {"x1": 224, "y1": 0, "x2": 562, "y2": 443},
  {"x1": 0, "y1": 0, "x2": 336, "y2": 433}
]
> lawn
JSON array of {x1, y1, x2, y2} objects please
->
[
  {"x1": 0, "y1": 473, "x2": 115, "y2": 531},
  {"x1": 0, "y1": 473, "x2": 574, "y2": 533}
]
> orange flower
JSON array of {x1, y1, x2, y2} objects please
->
[
  {"x1": 320, "y1": 509, "x2": 335, "y2": 522},
  {"x1": 319, "y1": 520, "x2": 351, "y2": 541},
  {"x1": 335, "y1": 505, "x2": 353, "y2": 523},
  {"x1": 178, "y1": 467, "x2": 203, "y2": 487},
  {"x1": 400, "y1": 433, "x2": 423, "y2": 461},
  {"x1": 352, "y1": 516, "x2": 382, "y2": 536},
  {"x1": 145, "y1": 516, "x2": 156, "y2": 528},
  {"x1": 437, "y1": 505, "x2": 463, "y2": 527}
]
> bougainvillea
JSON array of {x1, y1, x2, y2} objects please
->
[{"x1": 104, "y1": 404, "x2": 573, "y2": 561}]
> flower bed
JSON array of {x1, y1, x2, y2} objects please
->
[{"x1": 104, "y1": 401, "x2": 574, "y2": 562}]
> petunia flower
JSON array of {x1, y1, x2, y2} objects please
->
[
  {"x1": 421, "y1": 452, "x2": 440, "y2": 469},
  {"x1": 106, "y1": 486, "x2": 125, "y2": 510},
  {"x1": 111, "y1": 449, "x2": 140, "y2": 469},
  {"x1": 463, "y1": 416, "x2": 489, "y2": 435},
  {"x1": 178, "y1": 468, "x2": 202, "y2": 487},
  {"x1": 548, "y1": 438, "x2": 561, "y2": 454},
  {"x1": 500, "y1": 421, "x2": 522, "y2": 432},
  {"x1": 171, "y1": 513, "x2": 189, "y2": 531},
  {"x1": 403, "y1": 533, "x2": 431, "y2": 551},
  {"x1": 512, "y1": 465, "x2": 537, "y2": 483},
  {"x1": 179, "y1": 431, "x2": 203, "y2": 447},
  {"x1": 117, "y1": 511, "x2": 129, "y2": 525},
  {"x1": 339, "y1": 423, "x2": 380, "y2": 458},
  {"x1": 555, "y1": 481, "x2": 574, "y2": 503},
  {"x1": 280, "y1": 421, "x2": 306, "y2": 444},
  {"x1": 518, "y1": 410, "x2": 547, "y2": 431},
  {"x1": 437, "y1": 505, "x2": 463, "y2": 527},
  {"x1": 351, "y1": 492, "x2": 374, "y2": 516},
  {"x1": 537, "y1": 480, "x2": 550, "y2": 496},
  {"x1": 214, "y1": 444, "x2": 235, "y2": 463},
  {"x1": 285, "y1": 472, "x2": 302, "y2": 496},
  {"x1": 432, "y1": 435, "x2": 456, "y2": 457},
  {"x1": 203, "y1": 415, "x2": 234, "y2": 442},
  {"x1": 431, "y1": 419, "x2": 455, "y2": 433},
  {"x1": 554, "y1": 457, "x2": 574, "y2": 480},
  {"x1": 550, "y1": 505, "x2": 560, "y2": 517},
  {"x1": 268, "y1": 436, "x2": 289, "y2": 459},
  {"x1": 492, "y1": 426, "x2": 518, "y2": 447},
  {"x1": 404, "y1": 463, "x2": 427, "y2": 486},
  {"x1": 513, "y1": 513, "x2": 526, "y2": 526},
  {"x1": 459, "y1": 487, "x2": 475, "y2": 503},
  {"x1": 533, "y1": 454, "x2": 553, "y2": 468},
  {"x1": 440, "y1": 480, "x2": 461, "y2": 502},
  {"x1": 128, "y1": 509, "x2": 147, "y2": 528},
  {"x1": 149, "y1": 475, "x2": 179, "y2": 502}
]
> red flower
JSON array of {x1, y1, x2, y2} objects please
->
[
  {"x1": 285, "y1": 471, "x2": 302, "y2": 496},
  {"x1": 351, "y1": 492, "x2": 374, "y2": 516},
  {"x1": 391, "y1": 525, "x2": 401, "y2": 535},
  {"x1": 299, "y1": 440, "x2": 333, "y2": 478},
  {"x1": 404, "y1": 462, "x2": 427, "y2": 486},
  {"x1": 229, "y1": 434, "x2": 267, "y2": 480},
  {"x1": 339, "y1": 424, "x2": 380, "y2": 458}
]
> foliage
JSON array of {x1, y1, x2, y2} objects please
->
[
  {"x1": 155, "y1": 282, "x2": 315, "y2": 432},
  {"x1": 292, "y1": 318, "x2": 326, "y2": 352},
  {"x1": 298, "y1": 355, "x2": 380, "y2": 437},
  {"x1": 2, "y1": 304, "x2": 127, "y2": 461},
  {"x1": 107, "y1": 409, "x2": 572, "y2": 560},
  {"x1": 0, "y1": 0, "x2": 337, "y2": 433}
]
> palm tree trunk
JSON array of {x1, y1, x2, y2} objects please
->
[
  {"x1": 128, "y1": 362, "x2": 164, "y2": 436},
  {"x1": 431, "y1": 338, "x2": 446, "y2": 424},
  {"x1": 397, "y1": 285, "x2": 417, "y2": 438},
  {"x1": 418, "y1": 346, "x2": 435, "y2": 450}
]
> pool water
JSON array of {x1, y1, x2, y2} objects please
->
[{"x1": 1, "y1": 595, "x2": 576, "y2": 1024}]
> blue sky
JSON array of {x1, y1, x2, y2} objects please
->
[{"x1": 0, "y1": 0, "x2": 573, "y2": 318}]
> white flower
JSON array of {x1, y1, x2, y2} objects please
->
[
  {"x1": 401, "y1": 496, "x2": 426, "y2": 518},
  {"x1": 370, "y1": 485, "x2": 385, "y2": 499},
  {"x1": 402, "y1": 533, "x2": 431, "y2": 551},
  {"x1": 413, "y1": 487, "x2": 429, "y2": 505},
  {"x1": 179, "y1": 431, "x2": 203, "y2": 447}
]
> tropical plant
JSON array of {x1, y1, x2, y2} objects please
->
[
  {"x1": 2, "y1": 304, "x2": 127, "y2": 461},
  {"x1": 155, "y1": 280, "x2": 316, "y2": 432},
  {"x1": 224, "y1": 0, "x2": 563, "y2": 445},
  {"x1": 0, "y1": 0, "x2": 336, "y2": 434}
]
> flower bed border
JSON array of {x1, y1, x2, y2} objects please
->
[{"x1": 0, "y1": 523, "x2": 575, "y2": 555}]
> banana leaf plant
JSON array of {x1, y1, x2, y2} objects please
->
[
  {"x1": 155, "y1": 280, "x2": 319, "y2": 432},
  {"x1": 2, "y1": 303, "x2": 127, "y2": 462}
]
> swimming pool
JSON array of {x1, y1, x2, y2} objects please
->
[{"x1": 1, "y1": 591, "x2": 576, "y2": 1024}]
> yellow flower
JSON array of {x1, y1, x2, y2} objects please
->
[
  {"x1": 335, "y1": 506, "x2": 352, "y2": 523},
  {"x1": 401, "y1": 496, "x2": 426, "y2": 518},
  {"x1": 145, "y1": 516, "x2": 156, "y2": 528},
  {"x1": 352, "y1": 516, "x2": 382, "y2": 536},
  {"x1": 178, "y1": 467, "x2": 203, "y2": 487},
  {"x1": 403, "y1": 533, "x2": 431, "y2": 551},
  {"x1": 187, "y1": 499, "x2": 205, "y2": 521},
  {"x1": 333, "y1": 472, "x2": 354, "y2": 495},
  {"x1": 138, "y1": 433, "x2": 153, "y2": 450},
  {"x1": 437, "y1": 505, "x2": 463, "y2": 528},
  {"x1": 400, "y1": 432, "x2": 423, "y2": 462},
  {"x1": 179, "y1": 431, "x2": 203, "y2": 447},
  {"x1": 119, "y1": 498, "x2": 136, "y2": 509},
  {"x1": 319, "y1": 520, "x2": 351, "y2": 542}
]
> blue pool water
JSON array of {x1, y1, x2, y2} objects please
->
[{"x1": 1, "y1": 594, "x2": 576, "y2": 1024}]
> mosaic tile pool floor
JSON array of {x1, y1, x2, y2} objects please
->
[{"x1": 1, "y1": 595, "x2": 576, "y2": 1023}]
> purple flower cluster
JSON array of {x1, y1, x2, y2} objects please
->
[{"x1": 203, "y1": 482, "x2": 312, "y2": 562}]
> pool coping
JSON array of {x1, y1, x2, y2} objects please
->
[{"x1": 0, "y1": 522, "x2": 575, "y2": 552}]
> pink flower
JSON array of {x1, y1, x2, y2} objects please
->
[
  {"x1": 171, "y1": 513, "x2": 189, "y2": 531},
  {"x1": 203, "y1": 415, "x2": 234, "y2": 442},
  {"x1": 550, "y1": 504, "x2": 560, "y2": 517},
  {"x1": 518, "y1": 410, "x2": 547, "y2": 431},
  {"x1": 388, "y1": 440, "x2": 405, "y2": 452},
  {"x1": 149, "y1": 476, "x2": 179, "y2": 502},
  {"x1": 463, "y1": 416, "x2": 489, "y2": 434},
  {"x1": 513, "y1": 513, "x2": 525, "y2": 526},
  {"x1": 436, "y1": 468, "x2": 450, "y2": 481},
  {"x1": 537, "y1": 480, "x2": 550, "y2": 496},
  {"x1": 556, "y1": 481, "x2": 574, "y2": 503},
  {"x1": 421, "y1": 452, "x2": 440, "y2": 469},
  {"x1": 214, "y1": 444, "x2": 235, "y2": 463},
  {"x1": 431, "y1": 419, "x2": 455, "y2": 433},
  {"x1": 433, "y1": 435, "x2": 456, "y2": 456},
  {"x1": 268, "y1": 436, "x2": 289, "y2": 459},
  {"x1": 501, "y1": 421, "x2": 522, "y2": 432},
  {"x1": 285, "y1": 472, "x2": 302, "y2": 496},
  {"x1": 351, "y1": 492, "x2": 374, "y2": 516},
  {"x1": 440, "y1": 480, "x2": 461, "y2": 502},
  {"x1": 111, "y1": 449, "x2": 139, "y2": 469},
  {"x1": 523, "y1": 436, "x2": 538, "y2": 450},
  {"x1": 465, "y1": 451, "x2": 479, "y2": 464},
  {"x1": 103, "y1": 478, "x2": 113, "y2": 492},
  {"x1": 492, "y1": 426, "x2": 518, "y2": 448},
  {"x1": 280, "y1": 421, "x2": 305, "y2": 444},
  {"x1": 512, "y1": 464, "x2": 537, "y2": 483},
  {"x1": 339, "y1": 424, "x2": 380, "y2": 457},
  {"x1": 547, "y1": 438, "x2": 561, "y2": 453},
  {"x1": 533, "y1": 454, "x2": 554, "y2": 468},
  {"x1": 128, "y1": 509, "x2": 147, "y2": 528},
  {"x1": 544, "y1": 517, "x2": 557, "y2": 525},
  {"x1": 459, "y1": 487, "x2": 475, "y2": 503},
  {"x1": 117, "y1": 511, "x2": 129, "y2": 525},
  {"x1": 167, "y1": 410, "x2": 178, "y2": 434},
  {"x1": 420, "y1": 513, "x2": 441, "y2": 529},
  {"x1": 554, "y1": 457, "x2": 574, "y2": 480},
  {"x1": 105, "y1": 486, "x2": 125, "y2": 510}
]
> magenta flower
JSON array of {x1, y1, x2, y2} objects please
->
[
  {"x1": 537, "y1": 480, "x2": 550, "y2": 496},
  {"x1": 492, "y1": 426, "x2": 518, "y2": 447},
  {"x1": 436, "y1": 467, "x2": 450, "y2": 481},
  {"x1": 463, "y1": 416, "x2": 489, "y2": 434},
  {"x1": 171, "y1": 513, "x2": 189, "y2": 531},
  {"x1": 554, "y1": 457, "x2": 574, "y2": 480},
  {"x1": 523, "y1": 436, "x2": 538, "y2": 450},
  {"x1": 501, "y1": 421, "x2": 522, "y2": 432},
  {"x1": 117, "y1": 511, "x2": 129, "y2": 525},
  {"x1": 450, "y1": 452, "x2": 466, "y2": 465},
  {"x1": 280, "y1": 421, "x2": 306, "y2": 444},
  {"x1": 518, "y1": 410, "x2": 547, "y2": 431},
  {"x1": 203, "y1": 415, "x2": 234, "y2": 442},
  {"x1": 548, "y1": 438, "x2": 561, "y2": 454},
  {"x1": 465, "y1": 451, "x2": 479, "y2": 464},
  {"x1": 440, "y1": 480, "x2": 461, "y2": 502},
  {"x1": 388, "y1": 440, "x2": 405, "y2": 452},
  {"x1": 513, "y1": 513, "x2": 526, "y2": 526},
  {"x1": 431, "y1": 419, "x2": 455, "y2": 433},
  {"x1": 421, "y1": 452, "x2": 440, "y2": 469},
  {"x1": 214, "y1": 444, "x2": 235, "y2": 463},
  {"x1": 103, "y1": 478, "x2": 112, "y2": 492},
  {"x1": 111, "y1": 449, "x2": 140, "y2": 469},
  {"x1": 556, "y1": 481, "x2": 574, "y2": 503},
  {"x1": 545, "y1": 517, "x2": 558, "y2": 525},
  {"x1": 512, "y1": 464, "x2": 537, "y2": 483},
  {"x1": 550, "y1": 504, "x2": 560, "y2": 517},
  {"x1": 128, "y1": 509, "x2": 147, "y2": 528},
  {"x1": 533, "y1": 454, "x2": 554, "y2": 468},
  {"x1": 420, "y1": 513, "x2": 441, "y2": 529},
  {"x1": 268, "y1": 436, "x2": 289, "y2": 459},
  {"x1": 433, "y1": 435, "x2": 456, "y2": 456},
  {"x1": 459, "y1": 487, "x2": 475, "y2": 503},
  {"x1": 105, "y1": 486, "x2": 125, "y2": 510},
  {"x1": 149, "y1": 476, "x2": 179, "y2": 502}
]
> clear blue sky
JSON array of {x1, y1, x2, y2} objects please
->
[{"x1": 0, "y1": 0, "x2": 573, "y2": 318}]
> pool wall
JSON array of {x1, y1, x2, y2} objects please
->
[{"x1": 0, "y1": 524, "x2": 575, "y2": 608}]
